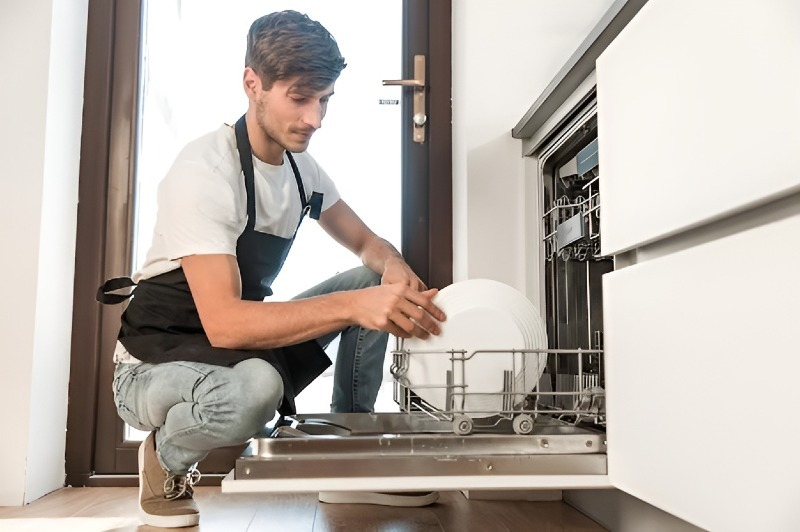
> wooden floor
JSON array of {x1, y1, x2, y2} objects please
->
[{"x1": 0, "y1": 487, "x2": 606, "y2": 531}]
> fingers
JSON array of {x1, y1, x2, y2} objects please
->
[
  {"x1": 362, "y1": 284, "x2": 446, "y2": 339},
  {"x1": 384, "y1": 319, "x2": 412, "y2": 339},
  {"x1": 386, "y1": 287, "x2": 446, "y2": 339},
  {"x1": 388, "y1": 310, "x2": 433, "y2": 339},
  {"x1": 395, "y1": 300, "x2": 441, "y2": 335},
  {"x1": 405, "y1": 288, "x2": 446, "y2": 322}
]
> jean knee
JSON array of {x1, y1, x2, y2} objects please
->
[
  {"x1": 226, "y1": 359, "x2": 284, "y2": 438},
  {"x1": 112, "y1": 364, "x2": 154, "y2": 431},
  {"x1": 349, "y1": 265, "x2": 381, "y2": 289}
]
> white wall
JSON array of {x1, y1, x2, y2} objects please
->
[
  {"x1": 0, "y1": 0, "x2": 88, "y2": 506},
  {"x1": 451, "y1": 0, "x2": 615, "y2": 300}
]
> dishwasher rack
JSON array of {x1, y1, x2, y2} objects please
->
[
  {"x1": 543, "y1": 175, "x2": 603, "y2": 262},
  {"x1": 390, "y1": 340, "x2": 606, "y2": 436}
]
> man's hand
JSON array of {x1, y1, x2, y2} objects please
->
[
  {"x1": 381, "y1": 256, "x2": 427, "y2": 291},
  {"x1": 350, "y1": 284, "x2": 445, "y2": 339}
]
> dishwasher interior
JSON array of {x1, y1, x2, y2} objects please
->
[{"x1": 227, "y1": 97, "x2": 609, "y2": 490}]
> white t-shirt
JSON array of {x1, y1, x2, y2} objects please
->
[{"x1": 133, "y1": 123, "x2": 341, "y2": 283}]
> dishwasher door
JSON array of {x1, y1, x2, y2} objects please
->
[{"x1": 222, "y1": 390, "x2": 609, "y2": 493}]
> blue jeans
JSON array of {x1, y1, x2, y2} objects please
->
[
  {"x1": 291, "y1": 266, "x2": 389, "y2": 414},
  {"x1": 112, "y1": 266, "x2": 388, "y2": 474}
]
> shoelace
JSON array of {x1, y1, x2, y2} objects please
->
[{"x1": 163, "y1": 467, "x2": 202, "y2": 500}]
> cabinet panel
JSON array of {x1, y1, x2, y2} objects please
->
[
  {"x1": 603, "y1": 213, "x2": 800, "y2": 531},
  {"x1": 597, "y1": 0, "x2": 800, "y2": 255}
]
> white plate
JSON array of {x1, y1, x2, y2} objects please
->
[{"x1": 401, "y1": 279, "x2": 547, "y2": 417}]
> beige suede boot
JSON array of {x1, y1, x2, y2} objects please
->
[{"x1": 138, "y1": 431, "x2": 201, "y2": 528}]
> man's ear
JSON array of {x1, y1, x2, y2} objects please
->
[{"x1": 242, "y1": 67, "x2": 261, "y2": 98}]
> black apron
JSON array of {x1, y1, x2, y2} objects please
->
[{"x1": 97, "y1": 114, "x2": 331, "y2": 415}]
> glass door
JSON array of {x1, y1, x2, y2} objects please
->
[{"x1": 67, "y1": 0, "x2": 452, "y2": 482}]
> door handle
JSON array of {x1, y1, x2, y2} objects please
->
[{"x1": 382, "y1": 54, "x2": 426, "y2": 143}]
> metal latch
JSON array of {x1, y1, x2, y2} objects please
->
[{"x1": 383, "y1": 54, "x2": 426, "y2": 143}]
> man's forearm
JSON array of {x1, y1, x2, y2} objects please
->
[{"x1": 206, "y1": 291, "x2": 355, "y2": 350}]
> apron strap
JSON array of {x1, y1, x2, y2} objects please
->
[
  {"x1": 285, "y1": 152, "x2": 323, "y2": 220},
  {"x1": 97, "y1": 276, "x2": 137, "y2": 304},
  {"x1": 234, "y1": 114, "x2": 324, "y2": 223},
  {"x1": 285, "y1": 151, "x2": 308, "y2": 211},
  {"x1": 234, "y1": 115, "x2": 257, "y2": 231}
]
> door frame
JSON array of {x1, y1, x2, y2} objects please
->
[{"x1": 66, "y1": 0, "x2": 452, "y2": 486}]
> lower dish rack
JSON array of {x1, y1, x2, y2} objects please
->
[{"x1": 391, "y1": 340, "x2": 606, "y2": 435}]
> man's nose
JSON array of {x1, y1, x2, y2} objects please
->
[{"x1": 302, "y1": 103, "x2": 323, "y2": 129}]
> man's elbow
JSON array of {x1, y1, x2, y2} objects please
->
[
  {"x1": 202, "y1": 315, "x2": 244, "y2": 350},
  {"x1": 204, "y1": 327, "x2": 237, "y2": 350}
]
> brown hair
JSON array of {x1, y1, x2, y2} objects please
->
[{"x1": 245, "y1": 10, "x2": 347, "y2": 91}]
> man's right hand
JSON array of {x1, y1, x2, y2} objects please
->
[{"x1": 349, "y1": 284, "x2": 446, "y2": 340}]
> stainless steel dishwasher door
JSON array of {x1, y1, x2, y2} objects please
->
[{"x1": 221, "y1": 412, "x2": 610, "y2": 493}]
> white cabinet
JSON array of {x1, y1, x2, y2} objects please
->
[
  {"x1": 598, "y1": 0, "x2": 800, "y2": 530},
  {"x1": 604, "y1": 214, "x2": 800, "y2": 531},
  {"x1": 597, "y1": 0, "x2": 800, "y2": 256}
]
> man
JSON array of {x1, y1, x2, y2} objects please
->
[{"x1": 99, "y1": 10, "x2": 445, "y2": 528}]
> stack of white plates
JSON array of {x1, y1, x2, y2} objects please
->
[{"x1": 401, "y1": 279, "x2": 548, "y2": 418}]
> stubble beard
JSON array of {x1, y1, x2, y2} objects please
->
[{"x1": 255, "y1": 101, "x2": 310, "y2": 155}]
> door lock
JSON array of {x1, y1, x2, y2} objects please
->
[{"x1": 382, "y1": 54, "x2": 427, "y2": 143}]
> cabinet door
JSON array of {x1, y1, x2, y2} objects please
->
[
  {"x1": 597, "y1": 0, "x2": 800, "y2": 256},
  {"x1": 603, "y1": 212, "x2": 800, "y2": 531}
]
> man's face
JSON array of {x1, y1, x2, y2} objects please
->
[{"x1": 254, "y1": 76, "x2": 334, "y2": 155}]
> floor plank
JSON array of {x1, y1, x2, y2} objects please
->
[
  {"x1": 0, "y1": 487, "x2": 607, "y2": 531},
  {"x1": 315, "y1": 503, "x2": 442, "y2": 532},
  {"x1": 431, "y1": 492, "x2": 605, "y2": 531},
  {"x1": 246, "y1": 492, "x2": 318, "y2": 532}
]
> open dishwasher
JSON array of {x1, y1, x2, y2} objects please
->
[
  {"x1": 222, "y1": 210, "x2": 610, "y2": 494},
  {"x1": 221, "y1": 94, "x2": 609, "y2": 496},
  {"x1": 222, "y1": 344, "x2": 607, "y2": 493}
]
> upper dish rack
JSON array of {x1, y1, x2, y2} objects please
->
[
  {"x1": 390, "y1": 338, "x2": 606, "y2": 436},
  {"x1": 543, "y1": 175, "x2": 604, "y2": 262}
]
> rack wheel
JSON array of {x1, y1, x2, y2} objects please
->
[
  {"x1": 513, "y1": 414, "x2": 534, "y2": 435},
  {"x1": 452, "y1": 415, "x2": 473, "y2": 436}
]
